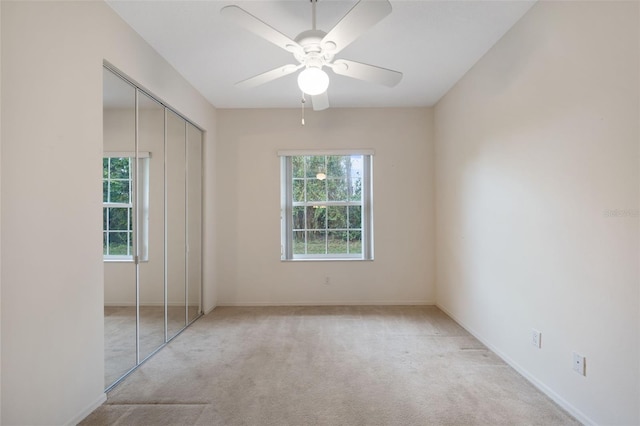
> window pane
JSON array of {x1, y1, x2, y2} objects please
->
[
  {"x1": 109, "y1": 180, "x2": 130, "y2": 203},
  {"x1": 103, "y1": 232, "x2": 108, "y2": 255},
  {"x1": 348, "y1": 206, "x2": 362, "y2": 229},
  {"x1": 293, "y1": 231, "x2": 306, "y2": 255},
  {"x1": 307, "y1": 230, "x2": 326, "y2": 254},
  {"x1": 327, "y1": 206, "x2": 347, "y2": 229},
  {"x1": 305, "y1": 156, "x2": 325, "y2": 178},
  {"x1": 292, "y1": 206, "x2": 305, "y2": 230},
  {"x1": 292, "y1": 156, "x2": 305, "y2": 178},
  {"x1": 306, "y1": 206, "x2": 326, "y2": 230},
  {"x1": 349, "y1": 231, "x2": 362, "y2": 253},
  {"x1": 108, "y1": 232, "x2": 130, "y2": 255},
  {"x1": 110, "y1": 157, "x2": 130, "y2": 179},
  {"x1": 327, "y1": 156, "x2": 346, "y2": 178},
  {"x1": 348, "y1": 231, "x2": 362, "y2": 254},
  {"x1": 306, "y1": 178, "x2": 326, "y2": 202},
  {"x1": 103, "y1": 180, "x2": 108, "y2": 203},
  {"x1": 293, "y1": 179, "x2": 305, "y2": 203},
  {"x1": 349, "y1": 155, "x2": 363, "y2": 177},
  {"x1": 108, "y1": 207, "x2": 130, "y2": 231},
  {"x1": 103, "y1": 158, "x2": 109, "y2": 178},
  {"x1": 350, "y1": 177, "x2": 362, "y2": 201},
  {"x1": 327, "y1": 231, "x2": 348, "y2": 254},
  {"x1": 103, "y1": 207, "x2": 108, "y2": 230},
  {"x1": 328, "y1": 179, "x2": 348, "y2": 201}
]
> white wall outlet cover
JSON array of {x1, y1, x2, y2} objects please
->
[
  {"x1": 573, "y1": 352, "x2": 586, "y2": 376},
  {"x1": 531, "y1": 329, "x2": 541, "y2": 348}
]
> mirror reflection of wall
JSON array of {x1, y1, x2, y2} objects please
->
[
  {"x1": 166, "y1": 110, "x2": 188, "y2": 339},
  {"x1": 102, "y1": 65, "x2": 203, "y2": 390},
  {"x1": 187, "y1": 123, "x2": 203, "y2": 324}
]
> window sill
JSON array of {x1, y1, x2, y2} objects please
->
[
  {"x1": 281, "y1": 258, "x2": 373, "y2": 262},
  {"x1": 104, "y1": 258, "x2": 133, "y2": 263},
  {"x1": 103, "y1": 258, "x2": 149, "y2": 263}
]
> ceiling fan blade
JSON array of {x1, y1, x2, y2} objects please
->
[
  {"x1": 221, "y1": 5, "x2": 303, "y2": 54},
  {"x1": 321, "y1": 0, "x2": 392, "y2": 55},
  {"x1": 331, "y1": 59, "x2": 402, "y2": 87},
  {"x1": 235, "y1": 64, "x2": 302, "y2": 89},
  {"x1": 311, "y1": 92, "x2": 330, "y2": 111}
]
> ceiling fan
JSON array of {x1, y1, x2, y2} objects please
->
[{"x1": 221, "y1": 0, "x2": 403, "y2": 111}]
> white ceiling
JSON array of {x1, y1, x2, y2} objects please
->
[{"x1": 106, "y1": 0, "x2": 535, "y2": 109}]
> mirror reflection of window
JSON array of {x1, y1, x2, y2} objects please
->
[
  {"x1": 103, "y1": 157, "x2": 133, "y2": 258},
  {"x1": 102, "y1": 154, "x2": 150, "y2": 262}
]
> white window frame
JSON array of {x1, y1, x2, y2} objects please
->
[
  {"x1": 103, "y1": 152, "x2": 150, "y2": 262},
  {"x1": 279, "y1": 150, "x2": 374, "y2": 261}
]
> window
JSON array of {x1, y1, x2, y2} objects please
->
[
  {"x1": 103, "y1": 153, "x2": 150, "y2": 261},
  {"x1": 280, "y1": 151, "x2": 373, "y2": 260},
  {"x1": 103, "y1": 157, "x2": 133, "y2": 259}
]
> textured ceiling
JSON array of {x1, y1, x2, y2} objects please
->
[{"x1": 106, "y1": 0, "x2": 535, "y2": 109}]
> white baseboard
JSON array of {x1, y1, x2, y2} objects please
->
[
  {"x1": 104, "y1": 302, "x2": 198, "y2": 307},
  {"x1": 216, "y1": 300, "x2": 435, "y2": 307},
  {"x1": 66, "y1": 392, "x2": 106, "y2": 426},
  {"x1": 436, "y1": 303, "x2": 594, "y2": 426}
]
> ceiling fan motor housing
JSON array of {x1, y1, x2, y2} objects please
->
[{"x1": 294, "y1": 30, "x2": 335, "y2": 68}]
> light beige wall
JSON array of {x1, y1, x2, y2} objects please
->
[
  {"x1": 216, "y1": 107, "x2": 435, "y2": 305},
  {"x1": 0, "y1": 1, "x2": 217, "y2": 424},
  {"x1": 434, "y1": 1, "x2": 639, "y2": 424}
]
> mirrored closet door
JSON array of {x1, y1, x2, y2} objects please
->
[
  {"x1": 103, "y1": 68, "x2": 137, "y2": 386},
  {"x1": 103, "y1": 66, "x2": 203, "y2": 390},
  {"x1": 137, "y1": 91, "x2": 166, "y2": 362},
  {"x1": 166, "y1": 110, "x2": 187, "y2": 340}
]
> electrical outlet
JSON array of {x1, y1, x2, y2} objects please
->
[
  {"x1": 573, "y1": 352, "x2": 586, "y2": 376},
  {"x1": 531, "y1": 329, "x2": 541, "y2": 348}
]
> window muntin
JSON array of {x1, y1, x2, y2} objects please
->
[
  {"x1": 103, "y1": 157, "x2": 133, "y2": 258},
  {"x1": 281, "y1": 153, "x2": 373, "y2": 260}
]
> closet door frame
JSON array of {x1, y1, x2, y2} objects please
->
[{"x1": 103, "y1": 63, "x2": 204, "y2": 392}]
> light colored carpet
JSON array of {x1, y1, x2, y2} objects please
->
[{"x1": 86, "y1": 306, "x2": 579, "y2": 425}]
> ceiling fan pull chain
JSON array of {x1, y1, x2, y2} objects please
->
[
  {"x1": 301, "y1": 92, "x2": 306, "y2": 126},
  {"x1": 311, "y1": 0, "x2": 317, "y2": 31}
]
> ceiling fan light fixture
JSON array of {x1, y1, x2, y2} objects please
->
[{"x1": 298, "y1": 67, "x2": 329, "y2": 96}]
